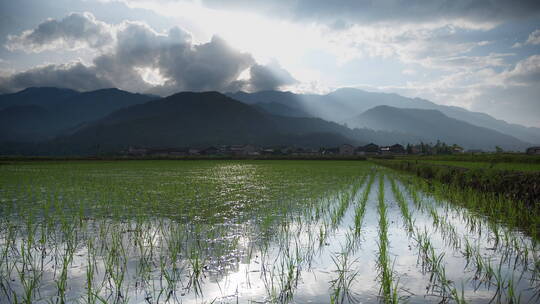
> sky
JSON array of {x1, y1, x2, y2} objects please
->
[{"x1": 0, "y1": 0, "x2": 539, "y2": 127}]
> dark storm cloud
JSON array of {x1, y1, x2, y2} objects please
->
[
  {"x1": 201, "y1": 0, "x2": 540, "y2": 26},
  {"x1": 1, "y1": 13, "x2": 288, "y2": 94},
  {"x1": 157, "y1": 35, "x2": 254, "y2": 92},
  {"x1": 0, "y1": 62, "x2": 114, "y2": 93},
  {"x1": 7, "y1": 12, "x2": 114, "y2": 52},
  {"x1": 91, "y1": 22, "x2": 255, "y2": 94},
  {"x1": 247, "y1": 63, "x2": 297, "y2": 91}
]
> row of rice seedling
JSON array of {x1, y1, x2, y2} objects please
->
[
  {"x1": 376, "y1": 175, "x2": 400, "y2": 303},
  {"x1": 0, "y1": 161, "x2": 375, "y2": 302},
  {"x1": 375, "y1": 159, "x2": 540, "y2": 238},
  {"x1": 328, "y1": 171, "x2": 376, "y2": 303},
  {"x1": 398, "y1": 171, "x2": 536, "y2": 261},
  {"x1": 391, "y1": 170, "x2": 539, "y2": 303},
  {"x1": 380, "y1": 170, "x2": 462, "y2": 302},
  {"x1": 1, "y1": 160, "x2": 538, "y2": 303},
  {"x1": 353, "y1": 171, "x2": 376, "y2": 236}
]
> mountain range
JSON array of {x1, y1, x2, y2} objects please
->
[
  {"x1": 0, "y1": 87, "x2": 155, "y2": 142},
  {"x1": 0, "y1": 87, "x2": 537, "y2": 155},
  {"x1": 227, "y1": 89, "x2": 540, "y2": 145},
  {"x1": 345, "y1": 106, "x2": 526, "y2": 150}
]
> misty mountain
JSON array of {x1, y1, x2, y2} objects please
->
[
  {"x1": 0, "y1": 87, "x2": 532, "y2": 155},
  {"x1": 45, "y1": 92, "x2": 361, "y2": 154},
  {"x1": 227, "y1": 88, "x2": 540, "y2": 144},
  {"x1": 346, "y1": 106, "x2": 529, "y2": 151},
  {"x1": 254, "y1": 102, "x2": 312, "y2": 118},
  {"x1": 0, "y1": 87, "x2": 156, "y2": 141},
  {"x1": 28, "y1": 91, "x2": 432, "y2": 155}
]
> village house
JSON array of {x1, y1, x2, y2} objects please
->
[
  {"x1": 452, "y1": 146, "x2": 464, "y2": 154},
  {"x1": 200, "y1": 146, "x2": 219, "y2": 155},
  {"x1": 389, "y1": 144, "x2": 405, "y2": 154},
  {"x1": 243, "y1": 144, "x2": 260, "y2": 155},
  {"x1": 150, "y1": 148, "x2": 189, "y2": 156},
  {"x1": 379, "y1": 146, "x2": 391, "y2": 155},
  {"x1": 291, "y1": 148, "x2": 306, "y2": 156},
  {"x1": 526, "y1": 146, "x2": 540, "y2": 155},
  {"x1": 354, "y1": 146, "x2": 366, "y2": 155},
  {"x1": 339, "y1": 144, "x2": 355, "y2": 156},
  {"x1": 322, "y1": 147, "x2": 339, "y2": 155},
  {"x1": 260, "y1": 148, "x2": 275, "y2": 155},
  {"x1": 168, "y1": 148, "x2": 189, "y2": 156},
  {"x1": 291, "y1": 148, "x2": 320, "y2": 156},
  {"x1": 229, "y1": 144, "x2": 260, "y2": 156},
  {"x1": 127, "y1": 147, "x2": 192, "y2": 157},
  {"x1": 188, "y1": 148, "x2": 200, "y2": 155},
  {"x1": 364, "y1": 143, "x2": 380, "y2": 155},
  {"x1": 127, "y1": 146, "x2": 148, "y2": 156}
]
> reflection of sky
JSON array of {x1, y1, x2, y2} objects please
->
[{"x1": 2, "y1": 173, "x2": 538, "y2": 303}]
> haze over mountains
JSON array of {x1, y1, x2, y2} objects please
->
[
  {"x1": 345, "y1": 106, "x2": 527, "y2": 150},
  {"x1": 228, "y1": 89, "x2": 540, "y2": 145},
  {"x1": 0, "y1": 87, "x2": 537, "y2": 155}
]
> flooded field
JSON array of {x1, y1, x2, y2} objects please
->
[{"x1": 0, "y1": 160, "x2": 538, "y2": 303}]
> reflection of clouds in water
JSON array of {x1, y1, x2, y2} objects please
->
[{"x1": 1, "y1": 164, "x2": 538, "y2": 303}]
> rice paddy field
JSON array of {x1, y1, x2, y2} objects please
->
[
  {"x1": 0, "y1": 160, "x2": 538, "y2": 303},
  {"x1": 413, "y1": 160, "x2": 540, "y2": 172}
]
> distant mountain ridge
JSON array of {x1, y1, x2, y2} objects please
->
[
  {"x1": 0, "y1": 87, "x2": 156, "y2": 142},
  {"x1": 0, "y1": 87, "x2": 535, "y2": 155},
  {"x1": 346, "y1": 105, "x2": 528, "y2": 151},
  {"x1": 48, "y1": 91, "x2": 362, "y2": 154},
  {"x1": 227, "y1": 88, "x2": 540, "y2": 144},
  {"x1": 1, "y1": 90, "x2": 432, "y2": 155}
]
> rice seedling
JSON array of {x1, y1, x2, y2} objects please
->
[
  {"x1": 397, "y1": 171, "x2": 540, "y2": 303},
  {"x1": 413, "y1": 228, "x2": 458, "y2": 301},
  {"x1": 353, "y1": 172, "x2": 375, "y2": 236},
  {"x1": 376, "y1": 174, "x2": 400, "y2": 304},
  {"x1": 0, "y1": 160, "x2": 538, "y2": 303},
  {"x1": 389, "y1": 176, "x2": 414, "y2": 233},
  {"x1": 329, "y1": 248, "x2": 359, "y2": 304}
]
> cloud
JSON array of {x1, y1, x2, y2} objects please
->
[
  {"x1": 513, "y1": 29, "x2": 540, "y2": 47},
  {"x1": 6, "y1": 12, "x2": 114, "y2": 53},
  {"x1": 199, "y1": 0, "x2": 540, "y2": 28},
  {"x1": 503, "y1": 54, "x2": 540, "y2": 85},
  {"x1": 0, "y1": 62, "x2": 114, "y2": 93},
  {"x1": 525, "y1": 29, "x2": 540, "y2": 45},
  {"x1": 401, "y1": 69, "x2": 417, "y2": 76},
  {"x1": 1, "y1": 12, "x2": 292, "y2": 95},
  {"x1": 244, "y1": 62, "x2": 298, "y2": 92},
  {"x1": 158, "y1": 35, "x2": 254, "y2": 92},
  {"x1": 423, "y1": 53, "x2": 513, "y2": 71}
]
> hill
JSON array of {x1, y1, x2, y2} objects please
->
[
  {"x1": 0, "y1": 87, "x2": 156, "y2": 142},
  {"x1": 47, "y1": 91, "x2": 368, "y2": 154},
  {"x1": 345, "y1": 106, "x2": 529, "y2": 150},
  {"x1": 1, "y1": 88, "x2": 531, "y2": 155},
  {"x1": 0, "y1": 87, "x2": 79, "y2": 109},
  {"x1": 227, "y1": 88, "x2": 540, "y2": 145}
]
